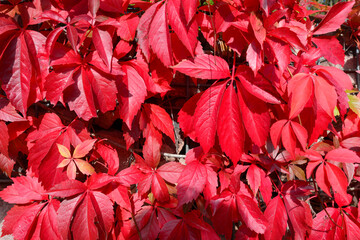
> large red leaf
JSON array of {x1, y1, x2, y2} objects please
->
[
  {"x1": 118, "y1": 63, "x2": 147, "y2": 128},
  {"x1": 137, "y1": 2, "x2": 163, "y2": 61},
  {"x1": 237, "y1": 81, "x2": 271, "y2": 147},
  {"x1": 288, "y1": 73, "x2": 313, "y2": 119},
  {"x1": 167, "y1": 0, "x2": 198, "y2": 56},
  {"x1": 217, "y1": 83, "x2": 245, "y2": 164},
  {"x1": 176, "y1": 160, "x2": 207, "y2": 206},
  {"x1": 157, "y1": 162, "x2": 185, "y2": 184},
  {"x1": 313, "y1": 1, "x2": 355, "y2": 35},
  {"x1": 0, "y1": 176, "x2": 46, "y2": 204},
  {"x1": 190, "y1": 82, "x2": 226, "y2": 152},
  {"x1": 312, "y1": 36, "x2": 345, "y2": 66},
  {"x1": 149, "y1": 3, "x2": 173, "y2": 66},
  {"x1": 325, "y1": 162, "x2": 352, "y2": 207},
  {"x1": 236, "y1": 194, "x2": 267, "y2": 234},
  {"x1": 325, "y1": 148, "x2": 360, "y2": 163},
  {"x1": 2, "y1": 203, "x2": 46, "y2": 240},
  {"x1": 283, "y1": 195, "x2": 312, "y2": 239},
  {"x1": 92, "y1": 27, "x2": 113, "y2": 70},
  {"x1": 264, "y1": 195, "x2": 288, "y2": 240},
  {"x1": 309, "y1": 208, "x2": 340, "y2": 240},
  {"x1": 173, "y1": 54, "x2": 230, "y2": 79},
  {"x1": 27, "y1": 113, "x2": 91, "y2": 189}
]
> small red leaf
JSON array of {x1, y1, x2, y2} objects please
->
[
  {"x1": 313, "y1": 1, "x2": 355, "y2": 35},
  {"x1": 177, "y1": 161, "x2": 207, "y2": 206},
  {"x1": 325, "y1": 148, "x2": 360, "y2": 163},
  {"x1": 173, "y1": 54, "x2": 230, "y2": 79}
]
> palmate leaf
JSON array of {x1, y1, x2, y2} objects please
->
[
  {"x1": 27, "y1": 113, "x2": 91, "y2": 189},
  {"x1": 49, "y1": 175, "x2": 115, "y2": 240},
  {"x1": 46, "y1": 46, "x2": 121, "y2": 121},
  {"x1": 0, "y1": 17, "x2": 45, "y2": 116}
]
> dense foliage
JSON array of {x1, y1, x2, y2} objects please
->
[{"x1": 0, "y1": 0, "x2": 360, "y2": 239}]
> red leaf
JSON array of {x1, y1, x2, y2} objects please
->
[
  {"x1": 193, "y1": 82, "x2": 227, "y2": 152},
  {"x1": 316, "y1": 163, "x2": 332, "y2": 197},
  {"x1": 92, "y1": 28, "x2": 113, "y2": 70},
  {"x1": 313, "y1": 36, "x2": 345, "y2": 66},
  {"x1": 290, "y1": 121, "x2": 308, "y2": 150},
  {"x1": 143, "y1": 103, "x2": 175, "y2": 142},
  {"x1": 117, "y1": 13, "x2": 139, "y2": 41},
  {"x1": 326, "y1": 148, "x2": 360, "y2": 163},
  {"x1": 236, "y1": 194, "x2": 267, "y2": 234},
  {"x1": 325, "y1": 162, "x2": 352, "y2": 207},
  {"x1": 152, "y1": 172, "x2": 170, "y2": 202},
  {"x1": 217, "y1": 83, "x2": 245, "y2": 164},
  {"x1": 57, "y1": 191, "x2": 114, "y2": 240},
  {"x1": 309, "y1": 208, "x2": 340, "y2": 240},
  {"x1": 57, "y1": 195, "x2": 84, "y2": 240},
  {"x1": 181, "y1": 0, "x2": 198, "y2": 24},
  {"x1": 2, "y1": 203, "x2": 45, "y2": 240},
  {"x1": 157, "y1": 162, "x2": 185, "y2": 184},
  {"x1": 246, "y1": 164, "x2": 261, "y2": 195},
  {"x1": 270, "y1": 119, "x2": 287, "y2": 148},
  {"x1": 167, "y1": 0, "x2": 198, "y2": 55},
  {"x1": 0, "y1": 98, "x2": 24, "y2": 122},
  {"x1": 283, "y1": 196, "x2": 312, "y2": 239},
  {"x1": 173, "y1": 54, "x2": 230, "y2": 79},
  {"x1": 237, "y1": 82, "x2": 271, "y2": 147},
  {"x1": 250, "y1": 12, "x2": 266, "y2": 46},
  {"x1": 177, "y1": 161, "x2": 207, "y2": 206},
  {"x1": 118, "y1": 63, "x2": 147, "y2": 128},
  {"x1": 1, "y1": 36, "x2": 32, "y2": 116},
  {"x1": 137, "y1": 2, "x2": 163, "y2": 62},
  {"x1": 264, "y1": 195, "x2": 288, "y2": 240},
  {"x1": 149, "y1": 3, "x2": 173, "y2": 66},
  {"x1": 142, "y1": 124, "x2": 162, "y2": 168},
  {"x1": 0, "y1": 122, "x2": 14, "y2": 176},
  {"x1": 246, "y1": 41, "x2": 263, "y2": 73},
  {"x1": 344, "y1": 213, "x2": 360, "y2": 240},
  {"x1": 0, "y1": 176, "x2": 46, "y2": 204},
  {"x1": 117, "y1": 165, "x2": 144, "y2": 186},
  {"x1": 313, "y1": 1, "x2": 355, "y2": 35},
  {"x1": 281, "y1": 121, "x2": 297, "y2": 158},
  {"x1": 178, "y1": 92, "x2": 202, "y2": 140},
  {"x1": 49, "y1": 179, "x2": 87, "y2": 198},
  {"x1": 88, "y1": 0, "x2": 100, "y2": 17},
  {"x1": 314, "y1": 75, "x2": 337, "y2": 120},
  {"x1": 288, "y1": 73, "x2": 313, "y2": 119}
]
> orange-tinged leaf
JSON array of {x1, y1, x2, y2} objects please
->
[
  {"x1": 57, "y1": 144, "x2": 72, "y2": 159},
  {"x1": 74, "y1": 159, "x2": 95, "y2": 176},
  {"x1": 67, "y1": 161, "x2": 77, "y2": 180},
  {"x1": 73, "y1": 139, "x2": 97, "y2": 159},
  {"x1": 57, "y1": 158, "x2": 71, "y2": 168}
]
